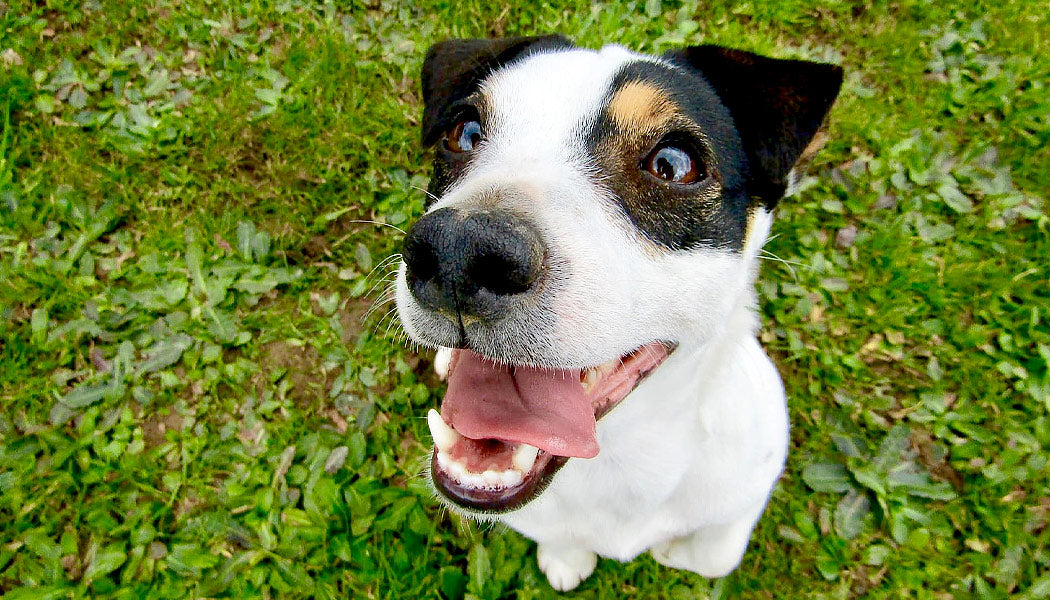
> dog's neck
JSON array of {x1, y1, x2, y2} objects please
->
[{"x1": 644, "y1": 206, "x2": 773, "y2": 413}]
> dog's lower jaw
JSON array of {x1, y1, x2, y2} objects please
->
[{"x1": 494, "y1": 307, "x2": 787, "y2": 591}]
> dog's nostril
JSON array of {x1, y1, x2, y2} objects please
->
[
  {"x1": 469, "y1": 250, "x2": 539, "y2": 296},
  {"x1": 404, "y1": 234, "x2": 440, "y2": 284}
]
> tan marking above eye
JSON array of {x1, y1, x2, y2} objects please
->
[{"x1": 608, "y1": 81, "x2": 677, "y2": 135}]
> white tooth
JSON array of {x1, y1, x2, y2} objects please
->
[
  {"x1": 461, "y1": 472, "x2": 485, "y2": 488},
  {"x1": 448, "y1": 459, "x2": 468, "y2": 480},
  {"x1": 500, "y1": 469, "x2": 523, "y2": 488},
  {"x1": 427, "y1": 409, "x2": 460, "y2": 452},
  {"x1": 482, "y1": 470, "x2": 502, "y2": 486},
  {"x1": 434, "y1": 347, "x2": 453, "y2": 380},
  {"x1": 581, "y1": 367, "x2": 598, "y2": 392},
  {"x1": 512, "y1": 444, "x2": 539, "y2": 473}
]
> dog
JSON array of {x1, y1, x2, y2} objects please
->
[{"x1": 393, "y1": 35, "x2": 842, "y2": 591}]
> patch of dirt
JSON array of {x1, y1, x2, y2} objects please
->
[
  {"x1": 911, "y1": 429, "x2": 965, "y2": 492},
  {"x1": 175, "y1": 489, "x2": 203, "y2": 520},
  {"x1": 1029, "y1": 497, "x2": 1049, "y2": 535},
  {"x1": 337, "y1": 296, "x2": 373, "y2": 343},
  {"x1": 259, "y1": 339, "x2": 329, "y2": 405},
  {"x1": 142, "y1": 411, "x2": 184, "y2": 448},
  {"x1": 302, "y1": 234, "x2": 331, "y2": 260},
  {"x1": 305, "y1": 291, "x2": 374, "y2": 344}
]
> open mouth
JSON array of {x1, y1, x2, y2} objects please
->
[{"x1": 426, "y1": 341, "x2": 674, "y2": 512}]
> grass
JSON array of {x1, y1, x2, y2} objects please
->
[{"x1": 1, "y1": 0, "x2": 1048, "y2": 598}]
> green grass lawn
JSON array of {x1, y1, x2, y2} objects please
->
[{"x1": 1, "y1": 1, "x2": 1048, "y2": 598}]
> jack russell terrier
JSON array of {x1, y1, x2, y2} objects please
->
[{"x1": 393, "y1": 35, "x2": 842, "y2": 591}]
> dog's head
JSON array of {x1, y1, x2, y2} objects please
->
[{"x1": 394, "y1": 36, "x2": 842, "y2": 513}]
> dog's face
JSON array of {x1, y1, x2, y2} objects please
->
[{"x1": 394, "y1": 37, "x2": 841, "y2": 513}]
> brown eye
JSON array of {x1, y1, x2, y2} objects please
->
[
  {"x1": 444, "y1": 119, "x2": 483, "y2": 153},
  {"x1": 645, "y1": 145, "x2": 703, "y2": 184}
]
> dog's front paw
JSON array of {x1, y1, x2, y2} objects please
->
[
  {"x1": 536, "y1": 544, "x2": 597, "y2": 592},
  {"x1": 650, "y1": 521, "x2": 752, "y2": 578},
  {"x1": 651, "y1": 537, "x2": 738, "y2": 577}
]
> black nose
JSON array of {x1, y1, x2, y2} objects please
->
[{"x1": 403, "y1": 207, "x2": 545, "y2": 319}]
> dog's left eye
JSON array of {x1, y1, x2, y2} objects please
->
[
  {"x1": 444, "y1": 119, "x2": 483, "y2": 154},
  {"x1": 644, "y1": 145, "x2": 704, "y2": 184}
]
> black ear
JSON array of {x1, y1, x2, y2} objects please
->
[
  {"x1": 665, "y1": 45, "x2": 843, "y2": 207},
  {"x1": 421, "y1": 35, "x2": 573, "y2": 146}
]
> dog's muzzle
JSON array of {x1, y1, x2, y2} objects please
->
[
  {"x1": 402, "y1": 207, "x2": 546, "y2": 324},
  {"x1": 400, "y1": 206, "x2": 678, "y2": 513}
]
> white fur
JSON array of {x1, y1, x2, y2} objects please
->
[
  {"x1": 395, "y1": 46, "x2": 788, "y2": 590},
  {"x1": 537, "y1": 544, "x2": 599, "y2": 592}
]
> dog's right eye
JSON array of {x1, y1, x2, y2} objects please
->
[{"x1": 444, "y1": 119, "x2": 483, "y2": 154}]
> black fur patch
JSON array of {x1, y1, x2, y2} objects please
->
[
  {"x1": 664, "y1": 46, "x2": 843, "y2": 208},
  {"x1": 586, "y1": 60, "x2": 751, "y2": 251}
]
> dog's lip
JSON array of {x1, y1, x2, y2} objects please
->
[
  {"x1": 428, "y1": 341, "x2": 676, "y2": 513},
  {"x1": 431, "y1": 450, "x2": 568, "y2": 513}
]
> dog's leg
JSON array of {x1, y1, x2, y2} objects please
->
[
  {"x1": 536, "y1": 543, "x2": 598, "y2": 592},
  {"x1": 649, "y1": 503, "x2": 764, "y2": 578}
]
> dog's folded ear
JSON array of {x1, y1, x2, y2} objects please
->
[
  {"x1": 665, "y1": 46, "x2": 843, "y2": 207},
  {"x1": 421, "y1": 35, "x2": 573, "y2": 146}
]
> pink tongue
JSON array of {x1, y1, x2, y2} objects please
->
[{"x1": 440, "y1": 350, "x2": 600, "y2": 458}]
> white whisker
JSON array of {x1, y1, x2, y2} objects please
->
[
  {"x1": 344, "y1": 219, "x2": 407, "y2": 236},
  {"x1": 410, "y1": 184, "x2": 441, "y2": 203},
  {"x1": 758, "y1": 249, "x2": 803, "y2": 280},
  {"x1": 362, "y1": 274, "x2": 399, "y2": 303},
  {"x1": 362, "y1": 253, "x2": 403, "y2": 284}
]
